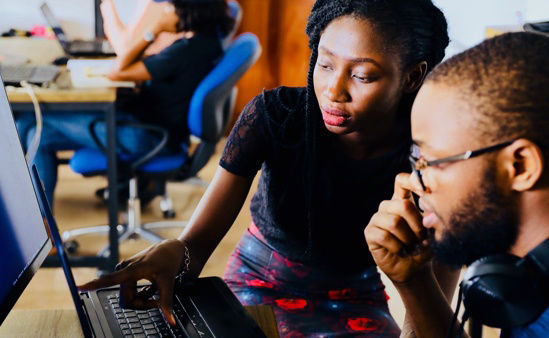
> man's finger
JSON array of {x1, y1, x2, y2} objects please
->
[
  {"x1": 392, "y1": 173, "x2": 415, "y2": 200},
  {"x1": 382, "y1": 199, "x2": 425, "y2": 240},
  {"x1": 370, "y1": 211, "x2": 418, "y2": 247},
  {"x1": 365, "y1": 224, "x2": 405, "y2": 255},
  {"x1": 156, "y1": 276, "x2": 176, "y2": 326},
  {"x1": 78, "y1": 269, "x2": 134, "y2": 291}
]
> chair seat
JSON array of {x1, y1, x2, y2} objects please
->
[{"x1": 70, "y1": 148, "x2": 187, "y2": 175}]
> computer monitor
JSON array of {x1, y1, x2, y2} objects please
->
[
  {"x1": 0, "y1": 78, "x2": 53, "y2": 325},
  {"x1": 94, "y1": 0, "x2": 105, "y2": 39}
]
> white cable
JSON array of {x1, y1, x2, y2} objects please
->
[{"x1": 20, "y1": 80, "x2": 43, "y2": 166}]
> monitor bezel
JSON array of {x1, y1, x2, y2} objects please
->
[
  {"x1": 0, "y1": 78, "x2": 53, "y2": 326},
  {"x1": 0, "y1": 227, "x2": 52, "y2": 326}
]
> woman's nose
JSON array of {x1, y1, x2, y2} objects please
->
[{"x1": 324, "y1": 73, "x2": 349, "y2": 102}]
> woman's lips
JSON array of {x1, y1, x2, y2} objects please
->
[{"x1": 321, "y1": 107, "x2": 349, "y2": 127}]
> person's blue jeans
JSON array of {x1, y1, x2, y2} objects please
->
[{"x1": 15, "y1": 111, "x2": 163, "y2": 210}]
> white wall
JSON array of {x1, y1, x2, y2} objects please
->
[
  {"x1": 1, "y1": 0, "x2": 547, "y2": 47},
  {"x1": 433, "y1": 0, "x2": 549, "y2": 57},
  {"x1": 0, "y1": 0, "x2": 136, "y2": 39}
]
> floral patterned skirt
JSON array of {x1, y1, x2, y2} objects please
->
[{"x1": 224, "y1": 223, "x2": 401, "y2": 337}]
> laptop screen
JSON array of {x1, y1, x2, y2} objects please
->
[
  {"x1": 40, "y1": 2, "x2": 69, "y2": 46},
  {"x1": 0, "y1": 79, "x2": 52, "y2": 325}
]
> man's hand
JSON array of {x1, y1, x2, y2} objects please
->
[
  {"x1": 78, "y1": 239, "x2": 186, "y2": 326},
  {"x1": 365, "y1": 173, "x2": 431, "y2": 283}
]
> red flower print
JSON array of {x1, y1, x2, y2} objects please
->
[
  {"x1": 247, "y1": 279, "x2": 274, "y2": 289},
  {"x1": 347, "y1": 317, "x2": 379, "y2": 332},
  {"x1": 328, "y1": 288, "x2": 356, "y2": 300},
  {"x1": 275, "y1": 298, "x2": 308, "y2": 311}
]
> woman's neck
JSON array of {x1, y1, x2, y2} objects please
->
[{"x1": 335, "y1": 122, "x2": 408, "y2": 160}]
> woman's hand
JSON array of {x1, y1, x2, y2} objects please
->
[
  {"x1": 364, "y1": 173, "x2": 432, "y2": 284},
  {"x1": 78, "y1": 239, "x2": 186, "y2": 326}
]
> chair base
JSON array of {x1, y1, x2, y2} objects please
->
[{"x1": 61, "y1": 177, "x2": 188, "y2": 258}]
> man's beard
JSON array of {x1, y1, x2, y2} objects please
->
[{"x1": 427, "y1": 167, "x2": 519, "y2": 268}]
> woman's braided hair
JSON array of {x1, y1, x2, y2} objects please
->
[
  {"x1": 172, "y1": 0, "x2": 235, "y2": 36},
  {"x1": 301, "y1": 0, "x2": 449, "y2": 257}
]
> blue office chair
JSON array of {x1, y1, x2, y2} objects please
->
[
  {"x1": 64, "y1": 33, "x2": 262, "y2": 255},
  {"x1": 223, "y1": 0, "x2": 243, "y2": 50}
]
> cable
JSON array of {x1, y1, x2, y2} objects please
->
[
  {"x1": 447, "y1": 287, "x2": 463, "y2": 338},
  {"x1": 20, "y1": 80, "x2": 43, "y2": 165}
]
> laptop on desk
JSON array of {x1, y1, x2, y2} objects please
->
[
  {"x1": 0, "y1": 78, "x2": 265, "y2": 337},
  {"x1": 40, "y1": 2, "x2": 115, "y2": 57},
  {"x1": 0, "y1": 64, "x2": 59, "y2": 86}
]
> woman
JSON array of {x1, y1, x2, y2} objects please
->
[
  {"x1": 100, "y1": 0, "x2": 183, "y2": 57},
  {"x1": 81, "y1": 0, "x2": 452, "y2": 336},
  {"x1": 16, "y1": 0, "x2": 235, "y2": 207}
]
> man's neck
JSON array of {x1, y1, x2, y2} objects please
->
[{"x1": 510, "y1": 192, "x2": 549, "y2": 257}]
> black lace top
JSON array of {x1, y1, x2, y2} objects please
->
[{"x1": 220, "y1": 86, "x2": 410, "y2": 272}]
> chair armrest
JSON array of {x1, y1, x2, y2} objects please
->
[{"x1": 88, "y1": 118, "x2": 169, "y2": 171}]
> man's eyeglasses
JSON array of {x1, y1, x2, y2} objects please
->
[{"x1": 409, "y1": 140, "x2": 515, "y2": 191}]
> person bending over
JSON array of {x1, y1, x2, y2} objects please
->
[
  {"x1": 16, "y1": 0, "x2": 234, "y2": 207},
  {"x1": 100, "y1": 0, "x2": 184, "y2": 57},
  {"x1": 365, "y1": 32, "x2": 549, "y2": 338},
  {"x1": 81, "y1": 0, "x2": 454, "y2": 336}
]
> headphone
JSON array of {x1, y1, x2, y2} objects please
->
[{"x1": 459, "y1": 237, "x2": 549, "y2": 329}]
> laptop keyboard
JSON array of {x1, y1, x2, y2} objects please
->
[
  {"x1": 107, "y1": 293, "x2": 188, "y2": 338},
  {"x1": 0, "y1": 65, "x2": 59, "y2": 85}
]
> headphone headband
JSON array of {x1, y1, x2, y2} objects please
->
[
  {"x1": 524, "y1": 237, "x2": 549, "y2": 277},
  {"x1": 460, "y1": 237, "x2": 549, "y2": 329}
]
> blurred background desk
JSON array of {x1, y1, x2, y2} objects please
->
[{"x1": 6, "y1": 85, "x2": 121, "y2": 272}]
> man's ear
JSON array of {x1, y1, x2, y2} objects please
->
[
  {"x1": 404, "y1": 61, "x2": 428, "y2": 93},
  {"x1": 502, "y1": 139, "x2": 545, "y2": 191}
]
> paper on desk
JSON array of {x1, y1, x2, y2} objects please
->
[{"x1": 67, "y1": 59, "x2": 135, "y2": 88}]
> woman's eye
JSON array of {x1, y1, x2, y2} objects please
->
[
  {"x1": 318, "y1": 63, "x2": 332, "y2": 70},
  {"x1": 352, "y1": 74, "x2": 375, "y2": 83}
]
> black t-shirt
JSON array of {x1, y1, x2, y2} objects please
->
[
  {"x1": 220, "y1": 86, "x2": 411, "y2": 273},
  {"x1": 130, "y1": 33, "x2": 222, "y2": 148}
]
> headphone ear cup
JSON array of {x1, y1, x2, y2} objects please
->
[{"x1": 461, "y1": 254, "x2": 546, "y2": 328}]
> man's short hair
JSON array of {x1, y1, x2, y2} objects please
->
[{"x1": 425, "y1": 32, "x2": 549, "y2": 151}]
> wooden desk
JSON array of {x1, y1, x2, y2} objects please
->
[
  {"x1": 0, "y1": 306, "x2": 279, "y2": 338},
  {"x1": 6, "y1": 86, "x2": 116, "y2": 103},
  {"x1": 6, "y1": 85, "x2": 121, "y2": 272}
]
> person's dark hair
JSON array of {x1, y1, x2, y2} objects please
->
[
  {"x1": 426, "y1": 32, "x2": 549, "y2": 151},
  {"x1": 300, "y1": 0, "x2": 449, "y2": 256},
  {"x1": 172, "y1": 0, "x2": 235, "y2": 36}
]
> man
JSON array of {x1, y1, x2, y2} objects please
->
[{"x1": 365, "y1": 32, "x2": 549, "y2": 337}]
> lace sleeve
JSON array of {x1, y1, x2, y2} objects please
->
[{"x1": 220, "y1": 94, "x2": 268, "y2": 178}]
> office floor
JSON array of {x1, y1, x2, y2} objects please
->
[{"x1": 11, "y1": 139, "x2": 499, "y2": 337}]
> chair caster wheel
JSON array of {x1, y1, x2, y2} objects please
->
[
  {"x1": 64, "y1": 240, "x2": 79, "y2": 254},
  {"x1": 163, "y1": 209, "x2": 176, "y2": 219}
]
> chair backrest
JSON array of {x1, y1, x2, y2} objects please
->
[
  {"x1": 184, "y1": 32, "x2": 261, "y2": 177},
  {"x1": 188, "y1": 32, "x2": 261, "y2": 143},
  {"x1": 222, "y1": 0, "x2": 243, "y2": 50}
]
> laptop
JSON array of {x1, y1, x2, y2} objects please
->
[
  {"x1": 0, "y1": 78, "x2": 266, "y2": 337},
  {"x1": 0, "y1": 64, "x2": 59, "y2": 86},
  {"x1": 40, "y1": 2, "x2": 115, "y2": 57}
]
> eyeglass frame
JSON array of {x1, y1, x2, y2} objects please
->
[{"x1": 408, "y1": 140, "x2": 515, "y2": 191}]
